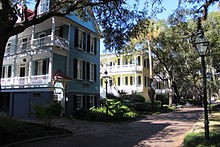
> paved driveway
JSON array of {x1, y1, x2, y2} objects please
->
[{"x1": 17, "y1": 107, "x2": 203, "y2": 147}]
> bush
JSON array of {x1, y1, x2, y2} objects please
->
[
  {"x1": 33, "y1": 102, "x2": 63, "y2": 127},
  {"x1": 73, "y1": 99, "x2": 138, "y2": 121},
  {"x1": 122, "y1": 94, "x2": 145, "y2": 102}
]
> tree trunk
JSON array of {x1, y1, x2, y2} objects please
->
[
  {"x1": 168, "y1": 78, "x2": 173, "y2": 106},
  {"x1": 0, "y1": 29, "x2": 10, "y2": 92}
]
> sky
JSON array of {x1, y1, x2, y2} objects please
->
[{"x1": 100, "y1": 0, "x2": 219, "y2": 53}]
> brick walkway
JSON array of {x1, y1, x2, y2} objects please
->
[{"x1": 17, "y1": 107, "x2": 203, "y2": 147}]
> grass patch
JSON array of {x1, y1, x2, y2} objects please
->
[
  {"x1": 183, "y1": 132, "x2": 220, "y2": 147},
  {"x1": 0, "y1": 117, "x2": 71, "y2": 145},
  {"x1": 184, "y1": 110, "x2": 220, "y2": 147}
]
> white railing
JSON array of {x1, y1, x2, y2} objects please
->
[
  {"x1": 32, "y1": 35, "x2": 69, "y2": 50},
  {"x1": 1, "y1": 75, "x2": 50, "y2": 88},
  {"x1": 5, "y1": 35, "x2": 69, "y2": 55},
  {"x1": 155, "y1": 88, "x2": 170, "y2": 94},
  {"x1": 108, "y1": 64, "x2": 143, "y2": 73}
]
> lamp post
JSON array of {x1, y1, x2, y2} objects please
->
[
  {"x1": 102, "y1": 70, "x2": 111, "y2": 117},
  {"x1": 194, "y1": 24, "x2": 209, "y2": 139}
]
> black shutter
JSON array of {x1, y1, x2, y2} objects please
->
[
  {"x1": 86, "y1": 62, "x2": 90, "y2": 81},
  {"x1": 74, "y1": 58, "x2": 77, "y2": 79},
  {"x1": 87, "y1": 34, "x2": 90, "y2": 52},
  {"x1": 94, "y1": 38, "x2": 97, "y2": 55},
  {"x1": 74, "y1": 28, "x2": 78, "y2": 48},
  {"x1": 34, "y1": 61, "x2": 38, "y2": 75},
  {"x1": 94, "y1": 64, "x2": 97, "y2": 82},
  {"x1": 83, "y1": 61, "x2": 85, "y2": 80}
]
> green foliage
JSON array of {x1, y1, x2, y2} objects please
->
[
  {"x1": 123, "y1": 94, "x2": 145, "y2": 102},
  {"x1": 73, "y1": 99, "x2": 138, "y2": 121},
  {"x1": 32, "y1": 102, "x2": 63, "y2": 127},
  {"x1": 183, "y1": 132, "x2": 220, "y2": 147},
  {"x1": 0, "y1": 118, "x2": 70, "y2": 145}
]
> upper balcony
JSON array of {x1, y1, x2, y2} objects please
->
[
  {"x1": 1, "y1": 75, "x2": 50, "y2": 89},
  {"x1": 5, "y1": 35, "x2": 69, "y2": 56},
  {"x1": 107, "y1": 64, "x2": 143, "y2": 74}
]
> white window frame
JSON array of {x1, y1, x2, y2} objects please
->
[
  {"x1": 34, "y1": 59, "x2": 49, "y2": 75},
  {"x1": 90, "y1": 36, "x2": 96, "y2": 54},
  {"x1": 2, "y1": 65, "x2": 12, "y2": 78},
  {"x1": 78, "y1": 29, "x2": 86, "y2": 50},
  {"x1": 6, "y1": 42, "x2": 11, "y2": 54},
  {"x1": 77, "y1": 59, "x2": 83, "y2": 80},
  {"x1": 19, "y1": 64, "x2": 26, "y2": 77},
  {"x1": 89, "y1": 63, "x2": 95, "y2": 82}
]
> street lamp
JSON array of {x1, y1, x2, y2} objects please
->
[
  {"x1": 194, "y1": 27, "x2": 209, "y2": 140},
  {"x1": 102, "y1": 70, "x2": 111, "y2": 117}
]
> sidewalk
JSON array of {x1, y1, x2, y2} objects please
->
[{"x1": 191, "y1": 110, "x2": 220, "y2": 133}]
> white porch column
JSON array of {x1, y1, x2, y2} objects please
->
[
  {"x1": 48, "y1": 51, "x2": 53, "y2": 84},
  {"x1": 12, "y1": 58, "x2": 16, "y2": 86},
  {"x1": 66, "y1": 24, "x2": 71, "y2": 75},
  {"x1": 51, "y1": 17, "x2": 55, "y2": 43},
  {"x1": 148, "y1": 40, "x2": 153, "y2": 80},
  {"x1": 28, "y1": 56, "x2": 32, "y2": 85},
  {"x1": 120, "y1": 56, "x2": 122, "y2": 68},
  {"x1": 31, "y1": 25, "x2": 35, "y2": 48}
]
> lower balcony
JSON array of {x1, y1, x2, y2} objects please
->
[{"x1": 1, "y1": 75, "x2": 50, "y2": 89}]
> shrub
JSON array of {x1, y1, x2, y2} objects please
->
[
  {"x1": 33, "y1": 102, "x2": 63, "y2": 127},
  {"x1": 73, "y1": 99, "x2": 138, "y2": 121},
  {"x1": 123, "y1": 94, "x2": 145, "y2": 102}
]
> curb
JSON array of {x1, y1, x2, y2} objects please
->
[{"x1": 2, "y1": 133, "x2": 72, "y2": 147}]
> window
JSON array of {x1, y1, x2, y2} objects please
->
[
  {"x1": 109, "y1": 62, "x2": 113, "y2": 66},
  {"x1": 2, "y1": 65, "x2": 12, "y2": 78},
  {"x1": 118, "y1": 77, "x2": 120, "y2": 86},
  {"x1": 19, "y1": 65, "x2": 26, "y2": 77},
  {"x1": 130, "y1": 76, "x2": 133, "y2": 85},
  {"x1": 89, "y1": 95, "x2": 95, "y2": 108},
  {"x1": 77, "y1": 59, "x2": 84, "y2": 80},
  {"x1": 137, "y1": 56, "x2": 141, "y2": 66},
  {"x1": 89, "y1": 63, "x2": 95, "y2": 81},
  {"x1": 74, "y1": 59, "x2": 87, "y2": 80},
  {"x1": 20, "y1": 37, "x2": 31, "y2": 50},
  {"x1": 123, "y1": 59, "x2": 128, "y2": 65},
  {"x1": 125, "y1": 77, "x2": 128, "y2": 85},
  {"x1": 76, "y1": 95, "x2": 83, "y2": 110},
  {"x1": 6, "y1": 43, "x2": 11, "y2": 54},
  {"x1": 34, "y1": 59, "x2": 49, "y2": 75},
  {"x1": 21, "y1": 38, "x2": 28, "y2": 50},
  {"x1": 138, "y1": 76, "x2": 141, "y2": 85},
  {"x1": 117, "y1": 59, "x2": 120, "y2": 65},
  {"x1": 90, "y1": 36, "x2": 97, "y2": 54},
  {"x1": 78, "y1": 30, "x2": 86, "y2": 50}
]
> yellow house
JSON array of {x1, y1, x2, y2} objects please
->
[{"x1": 100, "y1": 52, "x2": 152, "y2": 102}]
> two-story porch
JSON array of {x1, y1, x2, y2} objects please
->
[{"x1": 0, "y1": 16, "x2": 70, "y2": 118}]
